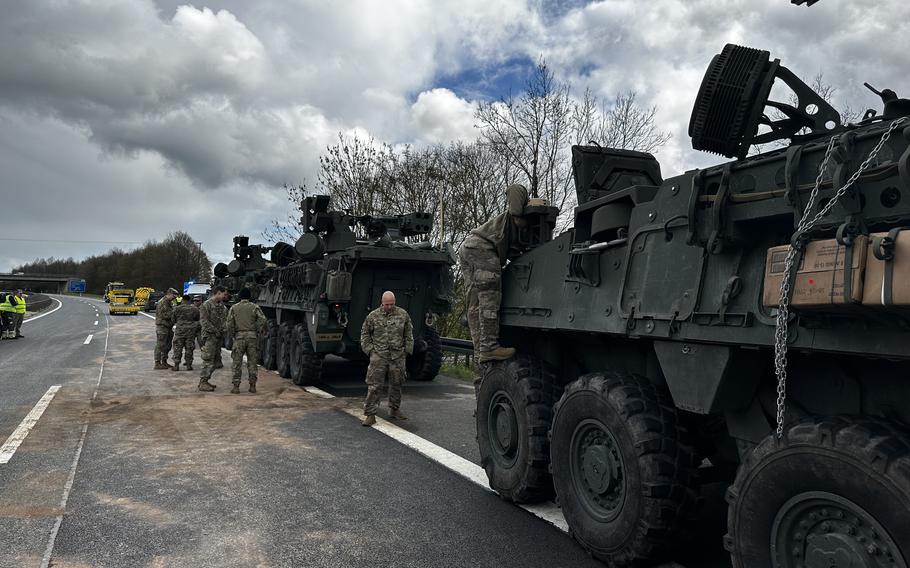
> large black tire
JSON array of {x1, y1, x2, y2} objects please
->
[
  {"x1": 277, "y1": 321, "x2": 292, "y2": 378},
  {"x1": 475, "y1": 354, "x2": 556, "y2": 503},
  {"x1": 407, "y1": 327, "x2": 443, "y2": 382},
  {"x1": 291, "y1": 324, "x2": 323, "y2": 386},
  {"x1": 289, "y1": 323, "x2": 304, "y2": 381},
  {"x1": 550, "y1": 372, "x2": 698, "y2": 566},
  {"x1": 726, "y1": 416, "x2": 910, "y2": 568},
  {"x1": 262, "y1": 319, "x2": 278, "y2": 370}
]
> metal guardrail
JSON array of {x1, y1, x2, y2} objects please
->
[
  {"x1": 27, "y1": 295, "x2": 53, "y2": 312},
  {"x1": 440, "y1": 336, "x2": 474, "y2": 354}
]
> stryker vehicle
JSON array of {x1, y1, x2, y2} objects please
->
[
  {"x1": 213, "y1": 195, "x2": 455, "y2": 384},
  {"x1": 476, "y1": 44, "x2": 910, "y2": 567}
]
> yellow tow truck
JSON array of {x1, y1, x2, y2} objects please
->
[
  {"x1": 103, "y1": 282, "x2": 125, "y2": 302},
  {"x1": 109, "y1": 289, "x2": 140, "y2": 315}
]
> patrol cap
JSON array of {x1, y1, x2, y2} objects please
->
[
  {"x1": 506, "y1": 184, "x2": 529, "y2": 216},
  {"x1": 166, "y1": 288, "x2": 179, "y2": 295}
]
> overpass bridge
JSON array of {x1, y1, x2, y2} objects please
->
[{"x1": 0, "y1": 273, "x2": 82, "y2": 293}]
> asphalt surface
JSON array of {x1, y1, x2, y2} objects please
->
[
  {"x1": 0, "y1": 296, "x2": 609, "y2": 568},
  {"x1": 0, "y1": 295, "x2": 732, "y2": 567}
]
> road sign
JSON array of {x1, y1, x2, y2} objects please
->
[
  {"x1": 68, "y1": 279, "x2": 86, "y2": 293},
  {"x1": 183, "y1": 280, "x2": 194, "y2": 294}
]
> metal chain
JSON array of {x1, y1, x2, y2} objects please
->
[{"x1": 773, "y1": 117, "x2": 907, "y2": 438}]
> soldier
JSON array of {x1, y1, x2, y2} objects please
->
[
  {"x1": 198, "y1": 285, "x2": 229, "y2": 392},
  {"x1": 459, "y1": 184, "x2": 529, "y2": 362},
  {"x1": 171, "y1": 294, "x2": 200, "y2": 372},
  {"x1": 154, "y1": 288, "x2": 178, "y2": 370},
  {"x1": 13, "y1": 289, "x2": 27, "y2": 338},
  {"x1": 225, "y1": 287, "x2": 267, "y2": 394},
  {"x1": 360, "y1": 290, "x2": 414, "y2": 427}
]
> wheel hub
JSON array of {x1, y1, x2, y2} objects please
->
[
  {"x1": 488, "y1": 391, "x2": 519, "y2": 467},
  {"x1": 570, "y1": 419, "x2": 625, "y2": 522},
  {"x1": 772, "y1": 491, "x2": 906, "y2": 568}
]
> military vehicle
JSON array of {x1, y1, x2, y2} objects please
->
[
  {"x1": 213, "y1": 195, "x2": 455, "y2": 384},
  {"x1": 476, "y1": 43, "x2": 910, "y2": 567}
]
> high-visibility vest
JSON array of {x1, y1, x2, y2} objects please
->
[
  {"x1": 14, "y1": 295, "x2": 26, "y2": 314},
  {"x1": 0, "y1": 296, "x2": 15, "y2": 313}
]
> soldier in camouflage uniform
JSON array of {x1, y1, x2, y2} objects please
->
[
  {"x1": 225, "y1": 287, "x2": 267, "y2": 394},
  {"x1": 171, "y1": 294, "x2": 200, "y2": 372},
  {"x1": 459, "y1": 184, "x2": 529, "y2": 362},
  {"x1": 198, "y1": 285, "x2": 229, "y2": 392},
  {"x1": 154, "y1": 288, "x2": 178, "y2": 370},
  {"x1": 360, "y1": 291, "x2": 414, "y2": 426}
]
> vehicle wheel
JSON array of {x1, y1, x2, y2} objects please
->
[
  {"x1": 407, "y1": 327, "x2": 442, "y2": 382},
  {"x1": 277, "y1": 321, "x2": 292, "y2": 378},
  {"x1": 291, "y1": 324, "x2": 323, "y2": 386},
  {"x1": 262, "y1": 319, "x2": 278, "y2": 370},
  {"x1": 475, "y1": 354, "x2": 556, "y2": 503},
  {"x1": 289, "y1": 323, "x2": 304, "y2": 381},
  {"x1": 550, "y1": 371, "x2": 698, "y2": 566},
  {"x1": 726, "y1": 416, "x2": 910, "y2": 568},
  {"x1": 258, "y1": 330, "x2": 268, "y2": 365}
]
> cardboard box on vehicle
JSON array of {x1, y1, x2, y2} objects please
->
[
  {"x1": 862, "y1": 229, "x2": 910, "y2": 306},
  {"x1": 763, "y1": 236, "x2": 867, "y2": 308}
]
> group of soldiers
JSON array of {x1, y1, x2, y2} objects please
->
[
  {"x1": 153, "y1": 285, "x2": 267, "y2": 394},
  {"x1": 142, "y1": 184, "x2": 527, "y2": 424},
  {"x1": 0, "y1": 289, "x2": 28, "y2": 340}
]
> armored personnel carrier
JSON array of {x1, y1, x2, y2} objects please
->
[
  {"x1": 477, "y1": 44, "x2": 910, "y2": 567},
  {"x1": 213, "y1": 195, "x2": 455, "y2": 384}
]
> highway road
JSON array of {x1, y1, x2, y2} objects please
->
[{"x1": 0, "y1": 295, "x2": 727, "y2": 568}]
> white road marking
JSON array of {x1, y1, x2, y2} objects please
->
[
  {"x1": 41, "y1": 314, "x2": 110, "y2": 568},
  {"x1": 94, "y1": 321, "x2": 98, "y2": 326},
  {"x1": 139, "y1": 312, "x2": 155, "y2": 320},
  {"x1": 83, "y1": 334, "x2": 93, "y2": 345},
  {"x1": 321, "y1": 389, "x2": 568, "y2": 532},
  {"x1": 0, "y1": 386, "x2": 62, "y2": 464},
  {"x1": 23, "y1": 298, "x2": 62, "y2": 323}
]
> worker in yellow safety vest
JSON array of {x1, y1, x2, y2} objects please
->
[
  {"x1": 0, "y1": 293, "x2": 17, "y2": 340},
  {"x1": 13, "y1": 289, "x2": 27, "y2": 338}
]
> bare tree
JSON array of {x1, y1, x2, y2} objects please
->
[
  {"x1": 476, "y1": 59, "x2": 671, "y2": 230},
  {"x1": 475, "y1": 59, "x2": 576, "y2": 212}
]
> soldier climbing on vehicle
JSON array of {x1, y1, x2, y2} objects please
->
[{"x1": 459, "y1": 184, "x2": 530, "y2": 363}]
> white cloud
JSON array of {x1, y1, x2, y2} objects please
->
[
  {"x1": 411, "y1": 89, "x2": 479, "y2": 144},
  {"x1": 2, "y1": 0, "x2": 909, "y2": 272}
]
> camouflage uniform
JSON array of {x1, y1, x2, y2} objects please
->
[
  {"x1": 172, "y1": 303, "x2": 200, "y2": 368},
  {"x1": 199, "y1": 297, "x2": 228, "y2": 381},
  {"x1": 225, "y1": 299, "x2": 267, "y2": 389},
  {"x1": 459, "y1": 184, "x2": 528, "y2": 353},
  {"x1": 154, "y1": 297, "x2": 176, "y2": 366},
  {"x1": 360, "y1": 305, "x2": 414, "y2": 416}
]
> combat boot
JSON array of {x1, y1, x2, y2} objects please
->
[
  {"x1": 171, "y1": 364, "x2": 180, "y2": 372},
  {"x1": 231, "y1": 383, "x2": 241, "y2": 394},
  {"x1": 477, "y1": 346, "x2": 516, "y2": 362},
  {"x1": 248, "y1": 380, "x2": 257, "y2": 394},
  {"x1": 185, "y1": 364, "x2": 193, "y2": 371},
  {"x1": 361, "y1": 415, "x2": 376, "y2": 427},
  {"x1": 197, "y1": 379, "x2": 215, "y2": 392},
  {"x1": 154, "y1": 362, "x2": 169, "y2": 370},
  {"x1": 390, "y1": 408, "x2": 408, "y2": 420}
]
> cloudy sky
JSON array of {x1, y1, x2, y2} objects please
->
[{"x1": 2, "y1": 0, "x2": 908, "y2": 272}]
